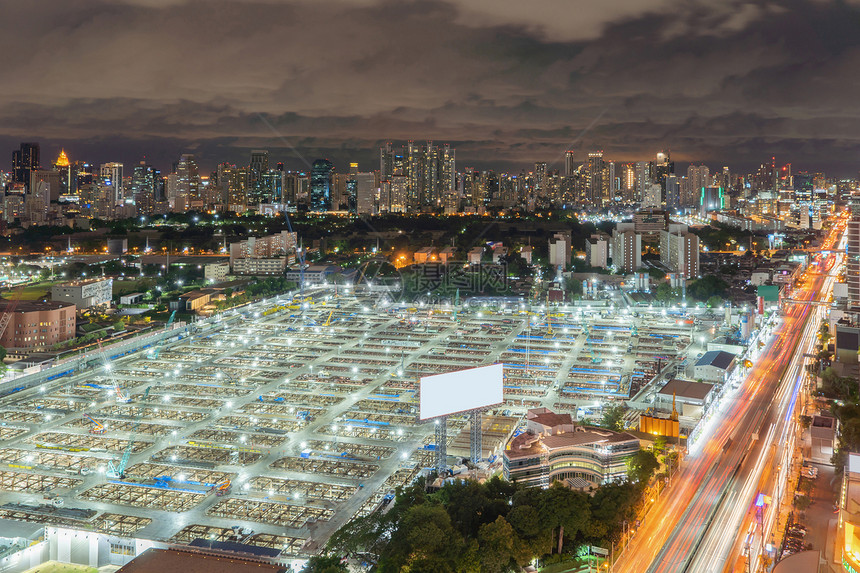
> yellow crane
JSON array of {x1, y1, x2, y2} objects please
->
[{"x1": 324, "y1": 310, "x2": 334, "y2": 327}]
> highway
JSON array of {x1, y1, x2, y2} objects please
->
[{"x1": 614, "y1": 216, "x2": 846, "y2": 573}]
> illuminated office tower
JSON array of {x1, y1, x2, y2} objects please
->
[
  {"x1": 100, "y1": 162, "x2": 124, "y2": 203},
  {"x1": 12, "y1": 142, "x2": 39, "y2": 187},
  {"x1": 310, "y1": 159, "x2": 334, "y2": 211}
]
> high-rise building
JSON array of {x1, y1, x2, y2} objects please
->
[
  {"x1": 534, "y1": 162, "x2": 547, "y2": 196},
  {"x1": 99, "y1": 162, "x2": 124, "y2": 204},
  {"x1": 564, "y1": 150, "x2": 576, "y2": 178},
  {"x1": 585, "y1": 152, "x2": 609, "y2": 206},
  {"x1": 174, "y1": 154, "x2": 199, "y2": 211},
  {"x1": 847, "y1": 213, "x2": 860, "y2": 309},
  {"x1": 29, "y1": 170, "x2": 62, "y2": 203},
  {"x1": 355, "y1": 172, "x2": 377, "y2": 215},
  {"x1": 12, "y1": 142, "x2": 39, "y2": 187},
  {"x1": 684, "y1": 164, "x2": 711, "y2": 206},
  {"x1": 379, "y1": 141, "x2": 455, "y2": 211},
  {"x1": 634, "y1": 161, "x2": 651, "y2": 203},
  {"x1": 659, "y1": 224, "x2": 700, "y2": 279},
  {"x1": 548, "y1": 231, "x2": 572, "y2": 269},
  {"x1": 665, "y1": 175, "x2": 680, "y2": 209},
  {"x1": 310, "y1": 159, "x2": 334, "y2": 211},
  {"x1": 248, "y1": 150, "x2": 270, "y2": 203},
  {"x1": 53, "y1": 150, "x2": 73, "y2": 197},
  {"x1": 612, "y1": 224, "x2": 642, "y2": 273},
  {"x1": 129, "y1": 161, "x2": 161, "y2": 213},
  {"x1": 651, "y1": 150, "x2": 674, "y2": 194}
]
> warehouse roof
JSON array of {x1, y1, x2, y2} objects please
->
[
  {"x1": 695, "y1": 350, "x2": 736, "y2": 370},
  {"x1": 657, "y1": 379, "x2": 714, "y2": 401}
]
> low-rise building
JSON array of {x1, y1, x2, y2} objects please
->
[
  {"x1": 810, "y1": 414, "x2": 837, "y2": 465},
  {"x1": 693, "y1": 350, "x2": 737, "y2": 384},
  {"x1": 119, "y1": 292, "x2": 144, "y2": 305},
  {"x1": 655, "y1": 379, "x2": 715, "y2": 418},
  {"x1": 232, "y1": 257, "x2": 290, "y2": 276},
  {"x1": 413, "y1": 247, "x2": 437, "y2": 264},
  {"x1": 0, "y1": 300, "x2": 76, "y2": 351},
  {"x1": 51, "y1": 277, "x2": 113, "y2": 309},
  {"x1": 204, "y1": 262, "x2": 231, "y2": 282},
  {"x1": 503, "y1": 407, "x2": 639, "y2": 488},
  {"x1": 468, "y1": 247, "x2": 484, "y2": 265},
  {"x1": 285, "y1": 265, "x2": 351, "y2": 285}
]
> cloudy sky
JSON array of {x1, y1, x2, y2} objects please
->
[{"x1": 4, "y1": 0, "x2": 860, "y2": 175}]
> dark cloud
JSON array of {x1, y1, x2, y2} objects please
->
[{"x1": 3, "y1": 0, "x2": 860, "y2": 175}]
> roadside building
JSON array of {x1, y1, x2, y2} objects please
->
[
  {"x1": 503, "y1": 407, "x2": 640, "y2": 488},
  {"x1": 693, "y1": 350, "x2": 737, "y2": 384}
]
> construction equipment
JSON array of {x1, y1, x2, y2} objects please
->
[
  {"x1": 107, "y1": 386, "x2": 152, "y2": 479},
  {"x1": 147, "y1": 310, "x2": 177, "y2": 361},
  {"x1": 323, "y1": 310, "x2": 334, "y2": 327},
  {"x1": 83, "y1": 414, "x2": 106, "y2": 435},
  {"x1": 98, "y1": 340, "x2": 131, "y2": 403},
  {"x1": 212, "y1": 478, "x2": 231, "y2": 496}
]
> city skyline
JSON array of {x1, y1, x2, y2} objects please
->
[{"x1": 5, "y1": 1, "x2": 860, "y2": 175}]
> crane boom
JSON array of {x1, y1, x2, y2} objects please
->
[{"x1": 107, "y1": 385, "x2": 151, "y2": 479}]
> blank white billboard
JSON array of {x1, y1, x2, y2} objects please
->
[{"x1": 419, "y1": 363, "x2": 504, "y2": 421}]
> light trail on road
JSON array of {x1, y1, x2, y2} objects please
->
[{"x1": 613, "y1": 215, "x2": 846, "y2": 573}]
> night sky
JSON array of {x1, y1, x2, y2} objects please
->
[{"x1": 5, "y1": 0, "x2": 860, "y2": 175}]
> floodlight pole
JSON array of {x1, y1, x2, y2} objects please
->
[{"x1": 435, "y1": 417, "x2": 448, "y2": 474}]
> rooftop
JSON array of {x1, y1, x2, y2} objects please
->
[
  {"x1": 117, "y1": 548, "x2": 286, "y2": 573},
  {"x1": 658, "y1": 379, "x2": 714, "y2": 401},
  {"x1": 695, "y1": 350, "x2": 736, "y2": 370},
  {"x1": 0, "y1": 300, "x2": 76, "y2": 313}
]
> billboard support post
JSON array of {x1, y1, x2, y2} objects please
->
[
  {"x1": 435, "y1": 417, "x2": 448, "y2": 474},
  {"x1": 470, "y1": 410, "x2": 482, "y2": 464}
]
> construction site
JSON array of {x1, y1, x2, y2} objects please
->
[{"x1": 0, "y1": 285, "x2": 717, "y2": 558}]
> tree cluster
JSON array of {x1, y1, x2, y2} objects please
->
[{"x1": 325, "y1": 472, "x2": 653, "y2": 573}]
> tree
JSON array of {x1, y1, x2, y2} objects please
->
[
  {"x1": 705, "y1": 295, "x2": 722, "y2": 308},
  {"x1": 627, "y1": 449, "x2": 659, "y2": 484},
  {"x1": 112, "y1": 319, "x2": 126, "y2": 331},
  {"x1": 300, "y1": 555, "x2": 348, "y2": 573},
  {"x1": 0, "y1": 345, "x2": 7, "y2": 362},
  {"x1": 600, "y1": 404, "x2": 627, "y2": 432}
]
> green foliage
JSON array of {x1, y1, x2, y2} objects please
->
[
  {"x1": 654, "y1": 282, "x2": 681, "y2": 303},
  {"x1": 705, "y1": 295, "x2": 723, "y2": 308},
  {"x1": 793, "y1": 495, "x2": 812, "y2": 511},
  {"x1": 299, "y1": 555, "x2": 348, "y2": 573},
  {"x1": 686, "y1": 276, "x2": 729, "y2": 302},
  {"x1": 600, "y1": 404, "x2": 627, "y2": 432},
  {"x1": 329, "y1": 472, "x2": 645, "y2": 571},
  {"x1": 627, "y1": 449, "x2": 660, "y2": 484}
]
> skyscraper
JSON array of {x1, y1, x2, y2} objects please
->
[
  {"x1": 53, "y1": 150, "x2": 72, "y2": 197},
  {"x1": 585, "y1": 152, "x2": 608, "y2": 206},
  {"x1": 564, "y1": 150, "x2": 575, "y2": 177},
  {"x1": 248, "y1": 150, "x2": 270, "y2": 204},
  {"x1": 310, "y1": 159, "x2": 334, "y2": 211},
  {"x1": 651, "y1": 151, "x2": 674, "y2": 195},
  {"x1": 175, "y1": 154, "x2": 200, "y2": 211},
  {"x1": 684, "y1": 164, "x2": 710, "y2": 206},
  {"x1": 12, "y1": 142, "x2": 40, "y2": 187},
  {"x1": 380, "y1": 141, "x2": 455, "y2": 211},
  {"x1": 99, "y1": 162, "x2": 124, "y2": 204},
  {"x1": 130, "y1": 161, "x2": 161, "y2": 214}
]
